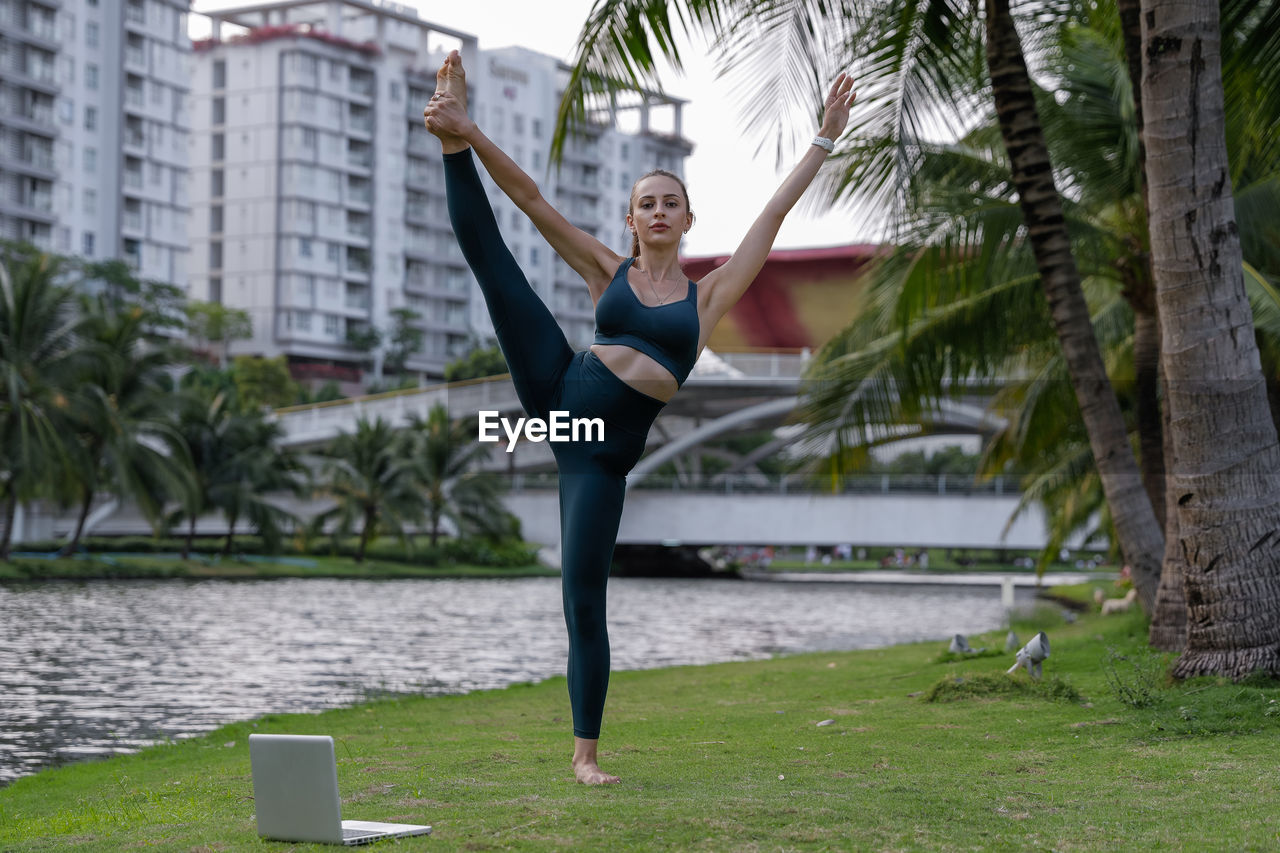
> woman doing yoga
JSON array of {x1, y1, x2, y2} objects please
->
[{"x1": 424, "y1": 50, "x2": 855, "y2": 785}]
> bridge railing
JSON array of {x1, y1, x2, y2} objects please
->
[{"x1": 506, "y1": 471, "x2": 1019, "y2": 495}]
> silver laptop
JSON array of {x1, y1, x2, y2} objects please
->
[{"x1": 249, "y1": 734, "x2": 432, "y2": 846}]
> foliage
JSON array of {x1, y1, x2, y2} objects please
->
[
  {"x1": 231, "y1": 355, "x2": 299, "y2": 410},
  {"x1": 184, "y1": 301, "x2": 251, "y2": 368},
  {"x1": 922, "y1": 671, "x2": 1082, "y2": 703},
  {"x1": 383, "y1": 307, "x2": 425, "y2": 378},
  {"x1": 1102, "y1": 645, "x2": 1168, "y2": 709},
  {"x1": 444, "y1": 343, "x2": 509, "y2": 382}
]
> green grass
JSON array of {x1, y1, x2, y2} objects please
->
[
  {"x1": 0, "y1": 554, "x2": 556, "y2": 582},
  {"x1": 3, "y1": 594, "x2": 1278, "y2": 850}
]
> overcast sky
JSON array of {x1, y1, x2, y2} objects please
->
[{"x1": 190, "y1": 0, "x2": 877, "y2": 257}]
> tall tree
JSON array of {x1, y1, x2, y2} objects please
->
[
  {"x1": 313, "y1": 417, "x2": 425, "y2": 564},
  {"x1": 0, "y1": 244, "x2": 82, "y2": 559},
  {"x1": 1141, "y1": 0, "x2": 1280, "y2": 677},
  {"x1": 406, "y1": 404, "x2": 514, "y2": 547},
  {"x1": 58, "y1": 290, "x2": 192, "y2": 554}
]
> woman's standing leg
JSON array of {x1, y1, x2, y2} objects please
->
[{"x1": 556, "y1": 457, "x2": 627, "y2": 783}]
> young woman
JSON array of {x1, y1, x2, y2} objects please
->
[{"x1": 424, "y1": 50, "x2": 854, "y2": 785}]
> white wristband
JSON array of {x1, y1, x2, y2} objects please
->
[{"x1": 811, "y1": 136, "x2": 835, "y2": 153}]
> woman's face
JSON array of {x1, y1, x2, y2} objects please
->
[{"x1": 628, "y1": 175, "x2": 691, "y2": 247}]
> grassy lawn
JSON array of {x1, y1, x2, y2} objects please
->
[
  {"x1": 2, "y1": 595, "x2": 1278, "y2": 850},
  {"x1": 0, "y1": 554, "x2": 556, "y2": 582}
]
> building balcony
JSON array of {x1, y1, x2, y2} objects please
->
[
  {"x1": 125, "y1": 45, "x2": 146, "y2": 70},
  {"x1": 122, "y1": 209, "x2": 144, "y2": 233}
]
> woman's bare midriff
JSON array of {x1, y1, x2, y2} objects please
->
[{"x1": 590, "y1": 344, "x2": 678, "y2": 403}]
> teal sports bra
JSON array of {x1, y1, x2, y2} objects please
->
[{"x1": 593, "y1": 258, "x2": 700, "y2": 386}]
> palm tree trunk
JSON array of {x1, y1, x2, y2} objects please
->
[
  {"x1": 356, "y1": 506, "x2": 375, "y2": 564},
  {"x1": 1141, "y1": 0, "x2": 1280, "y2": 678},
  {"x1": 1150, "y1": 370, "x2": 1187, "y2": 650},
  {"x1": 222, "y1": 511, "x2": 238, "y2": 556},
  {"x1": 0, "y1": 492, "x2": 15, "y2": 561},
  {"x1": 183, "y1": 515, "x2": 196, "y2": 560},
  {"x1": 984, "y1": 0, "x2": 1164, "y2": 613},
  {"x1": 1132, "y1": 300, "x2": 1165, "y2": 530},
  {"x1": 59, "y1": 487, "x2": 96, "y2": 557},
  {"x1": 1120, "y1": 0, "x2": 1188, "y2": 642}
]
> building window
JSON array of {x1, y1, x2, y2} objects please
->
[
  {"x1": 530, "y1": 246, "x2": 540, "y2": 265},
  {"x1": 210, "y1": 241, "x2": 223, "y2": 268},
  {"x1": 84, "y1": 106, "x2": 96, "y2": 131},
  {"x1": 82, "y1": 189, "x2": 96, "y2": 213},
  {"x1": 82, "y1": 232, "x2": 95, "y2": 257},
  {"x1": 532, "y1": 118, "x2": 542, "y2": 139},
  {"x1": 211, "y1": 169, "x2": 224, "y2": 196},
  {"x1": 211, "y1": 133, "x2": 224, "y2": 160},
  {"x1": 326, "y1": 242, "x2": 339, "y2": 263},
  {"x1": 513, "y1": 113, "x2": 525, "y2": 135},
  {"x1": 212, "y1": 96, "x2": 225, "y2": 124},
  {"x1": 213, "y1": 59, "x2": 226, "y2": 89},
  {"x1": 210, "y1": 205, "x2": 223, "y2": 232},
  {"x1": 209, "y1": 277, "x2": 222, "y2": 303},
  {"x1": 86, "y1": 64, "x2": 98, "y2": 90},
  {"x1": 299, "y1": 237, "x2": 312, "y2": 258},
  {"x1": 86, "y1": 21, "x2": 99, "y2": 47},
  {"x1": 389, "y1": 81, "x2": 401, "y2": 101},
  {"x1": 83, "y1": 147, "x2": 96, "y2": 173},
  {"x1": 325, "y1": 314, "x2": 339, "y2": 336},
  {"x1": 151, "y1": 80, "x2": 163, "y2": 105},
  {"x1": 296, "y1": 311, "x2": 312, "y2": 331},
  {"x1": 58, "y1": 98, "x2": 73, "y2": 125}
]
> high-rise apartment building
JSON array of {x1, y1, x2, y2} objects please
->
[
  {"x1": 0, "y1": 0, "x2": 193, "y2": 284},
  {"x1": 189, "y1": 0, "x2": 691, "y2": 383}
]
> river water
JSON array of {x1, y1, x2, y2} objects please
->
[{"x1": 0, "y1": 576, "x2": 1030, "y2": 785}]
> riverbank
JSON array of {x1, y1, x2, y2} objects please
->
[
  {"x1": 3, "y1": 593, "x2": 1277, "y2": 850},
  {"x1": 0, "y1": 553, "x2": 557, "y2": 582}
]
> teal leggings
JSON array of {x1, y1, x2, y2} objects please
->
[{"x1": 444, "y1": 149, "x2": 665, "y2": 739}]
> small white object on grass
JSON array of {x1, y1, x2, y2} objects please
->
[{"x1": 817, "y1": 719, "x2": 835, "y2": 727}]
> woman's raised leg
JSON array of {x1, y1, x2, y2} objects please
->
[{"x1": 433, "y1": 52, "x2": 571, "y2": 419}]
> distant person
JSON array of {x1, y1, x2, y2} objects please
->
[{"x1": 423, "y1": 50, "x2": 855, "y2": 785}]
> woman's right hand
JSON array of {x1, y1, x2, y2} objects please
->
[{"x1": 423, "y1": 92, "x2": 476, "y2": 142}]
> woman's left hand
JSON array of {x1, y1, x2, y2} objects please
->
[{"x1": 818, "y1": 72, "x2": 856, "y2": 141}]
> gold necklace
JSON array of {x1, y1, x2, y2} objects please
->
[{"x1": 639, "y1": 263, "x2": 683, "y2": 305}]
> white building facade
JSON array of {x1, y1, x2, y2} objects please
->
[
  {"x1": 188, "y1": 0, "x2": 692, "y2": 383},
  {"x1": 0, "y1": 0, "x2": 192, "y2": 285}
]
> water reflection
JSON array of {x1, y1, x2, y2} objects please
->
[{"x1": 0, "y1": 577, "x2": 1026, "y2": 784}]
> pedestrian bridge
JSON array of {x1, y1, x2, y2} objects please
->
[
  {"x1": 269, "y1": 350, "x2": 1007, "y2": 480},
  {"x1": 502, "y1": 475, "x2": 1084, "y2": 555}
]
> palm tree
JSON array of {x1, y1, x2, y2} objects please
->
[
  {"x1": 169, "y1": 387, "x2": 303, "y2": 558},
  {"x1": 405, "y1": 404, "x2": 514, "y2": 547},
  {"x1": 557, "y1": 0, "x2": 1166, "y2": 610},
  {"x1": 0, "y1": 244, "x2": 83, "y2": 560},
  {"x1": 1140, "y1": 0, "x2": 1280, "y2": 678},
  {"x1": 57, "y1": 289, "x2": 193, "y2": 555},
  {"x1": 312, "y1": 417, "x2": 425, "y2": 564}
]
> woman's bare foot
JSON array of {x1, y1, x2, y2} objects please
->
[
  {"x1": 426, "y1": 50, "x2": 469, "y2": 154},
  {"x1": 572, "y1": 736, "x2": 620, "y2": 785}
]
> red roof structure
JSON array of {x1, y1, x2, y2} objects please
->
[{"x1": 680, "y1": 244, "x2": 882, "y2": 351}]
